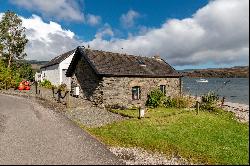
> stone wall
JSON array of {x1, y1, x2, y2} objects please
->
[
  {"x1": 71, "y1": 57, "x2": 103, "y2": 105},
  {"x1": 102, "y1": 77, "x2": 181, "y2": 108},
  {"x1": 72, "y1": 57, "x2": 181, "y2": 108}
]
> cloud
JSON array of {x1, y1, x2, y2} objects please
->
[
  {"x1": 10, "y1": 0, "x2": 84, "y2": 22},
  {"x1": 95, "y1": 24, "x2": 114, "y2": 39},
  {"x1": 120, "y1": 10, "x2": 140, "y2": 28},
  {"x1": 20, "y1": 15, "x2": 81, "y2": 60},
  {"x1": 86, "y1": 14, "x2": 101, "y2": 26},
  {"x1": 85, "y1": 0, "x2": 249, "y2": 67}
]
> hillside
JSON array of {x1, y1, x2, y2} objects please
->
[
  {"x1": 180, "y1": 66, "x2": 249, "y2": 78},
  {"x1": 27, "y1": 60, "x2": 48, "y2": 72}
]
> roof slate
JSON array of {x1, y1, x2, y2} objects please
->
[
  {"x1": 66, "y1": 46, "x2": 182, "y2": 78},
  {"x1": 41, "y1": 49, "x2": 75, "y2": 69}
]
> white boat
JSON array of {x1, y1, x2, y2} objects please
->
[{"x1": 196, "y1": 78, "x2": 208, "y2": 83}]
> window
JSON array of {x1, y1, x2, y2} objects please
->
[
  {"x1": 132, "y1": 86, "x2": 141, "y2": 100},
  {"x1": 160, "y1": 85, "x2": 166, "y2": 95}
]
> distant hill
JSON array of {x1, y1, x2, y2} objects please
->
[
  {"x1": 179, "y1": 66, "x2": 249, "y2": 78},
  {"x1": 26, "y1": 60, "x2": 49, "y2": 72}
]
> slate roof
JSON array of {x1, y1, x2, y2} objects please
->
[
  {"x1": 66, "y1": 46, "x2": 182, "y2": 78},
  {"x1": 41, "y1": 49, "x2": 75, "y2": 69}
]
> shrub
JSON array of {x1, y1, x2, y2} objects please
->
[
  {"x1": 163, "y1": 96, "x2": 194, "y2": 109},
  {"x1": 39, "y1": 79, "x2": 54, "y2": 89},
  {"x1": 200, "y1": 91, "x2": 219, "y2": 111},
  {"x1": 146, "y1": 89, "x2": 165, "y2": 108},
  {"x1": 57, "y1": 83, "x2": 67, "y2": 91}
]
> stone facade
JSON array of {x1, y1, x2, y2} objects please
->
[
  {"x1": 71, "y1": 57, "x2": 182, "y2": 108},
  {"x1": 102, "y1": 77, "x2": 181, "y2": 107}
]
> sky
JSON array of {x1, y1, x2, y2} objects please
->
[{"x1": 0, "y1": 0, "x2": 249, "y2": 70}]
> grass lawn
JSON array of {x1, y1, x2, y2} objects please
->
[{"x1": 87, "y1": 107, "x2": 249, "y2": 165}]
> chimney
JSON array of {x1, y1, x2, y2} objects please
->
[{"x1": 153, "y1": 54, "x2": 162, "y2": 61}]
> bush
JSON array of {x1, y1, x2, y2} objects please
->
[
  {"x1": 39, "y1": 79, "x2": 54, "y2": 89},
  {"x1": 200, "y1": 91, "x2": 219, "y2": 111},
  {"x1": 57, "y1": 83, "x2": 67, "y2": 91},
  {"x1": 146, "y1": 89, "x2": 165, "y2": 108},
  {"x1": 163, "y1": 96, "x2": 193, "y2": 109}
]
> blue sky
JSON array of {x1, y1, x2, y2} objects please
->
[{"x1": 0, "y1": 0, "x2": 249, "y2": 70}]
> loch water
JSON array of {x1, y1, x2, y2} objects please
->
[{"x1": 182, "y1": 77, "x2": 249, "y2": 105}]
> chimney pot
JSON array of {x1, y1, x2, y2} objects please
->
[{"x1": 153, "y1": 55, "x2": 162, "y2": 61}]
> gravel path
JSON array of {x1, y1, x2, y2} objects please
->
[
  {"x1": 0, "y1": 94, "x2": 124, "y2": 165},
  {"x1": 109, "y1": 147, "x2": 192, "y2": 165},
  {"x1": 65, "y1": 100, "x2": 127, "y2": 128}
]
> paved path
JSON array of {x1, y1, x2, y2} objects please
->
[{"x1": 0, "y1": 94, "x2": 123, "y2": 165}]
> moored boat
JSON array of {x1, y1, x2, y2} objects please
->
[{"x1": 196, "y1": 78, "x2": 208, "y2": 83}]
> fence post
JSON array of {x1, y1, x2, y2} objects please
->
[
  {"x1": 221, "y1": 96, "x2": 225, "y2": 108},
  {"x1": 196, "y1": 101, "x2": 200, "y2": 115},
  {"x1": 138, "y1": 104, "x2": 145, "y2": 119},
  {"x1": 52, "y1": 86, "x2": 55, "y2": 98},
  {"x1": 57, "y1": 89, "x2": 61, "y2": 103},
  {"x1": 35, "y1": 81, "x2": 38, "y2": 94},
  {"x1": 66, "y1": 91, "x2": 70, "y2": 108}
]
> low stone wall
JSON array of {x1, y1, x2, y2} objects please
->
[{"x1": 0, "y1": 85, "x2": 87, "y2": 109}]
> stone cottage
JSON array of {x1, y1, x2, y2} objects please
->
[{"x1": 66, "y1": 46, "x2": 183, "y2": 108}]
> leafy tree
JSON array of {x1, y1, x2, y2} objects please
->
[
  {"x1": 11, "y1": 60, "x2": 34, "y2": 81},
  {"x1": 0, "y1": 10, "x2": 28, "y2": 68}
]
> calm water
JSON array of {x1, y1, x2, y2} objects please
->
[{"x1": 182, "y1": 77, "x2": 249, "y2": 105}]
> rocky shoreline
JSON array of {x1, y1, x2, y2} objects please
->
[
  {"x1": 221, "y1": 102, "x2": 249, "y2": 123},
  {"x1": 188, "y1": 95, "x2": 249, "y2": 123}
]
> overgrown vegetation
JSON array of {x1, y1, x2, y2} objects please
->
[
  {"x1": 146, "y1": 89, "x2": 194, "y2": 109},
  {"x1": 163, "y1": 96, "x2": 194, "y2": 108},
  {"x1": 39, "y1": 79, "x2": 54, "y2": 89},
  {"x1": 200, "y1": 91, "x2": 219, "y2": 111},
  {"x1": 57, "y1": 83, "x2": 68, "y2": 91},
  {"x1": 145, "y1": 88, "x2": 165, "y2": 108},
  {"x1": 87, "y1": 107, "x2": 249, "y2": 165}
]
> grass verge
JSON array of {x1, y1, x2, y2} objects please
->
[{"x1": 87, "y1": 107, "x2": 249, "y2": 165}]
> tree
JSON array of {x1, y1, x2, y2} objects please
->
[{"x1": 0, "y1": 11, "x2": 28, "y2": 68}]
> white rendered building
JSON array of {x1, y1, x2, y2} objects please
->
[{"x1": 40, "y1": 49, "x2": 75, "y2": 88}]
